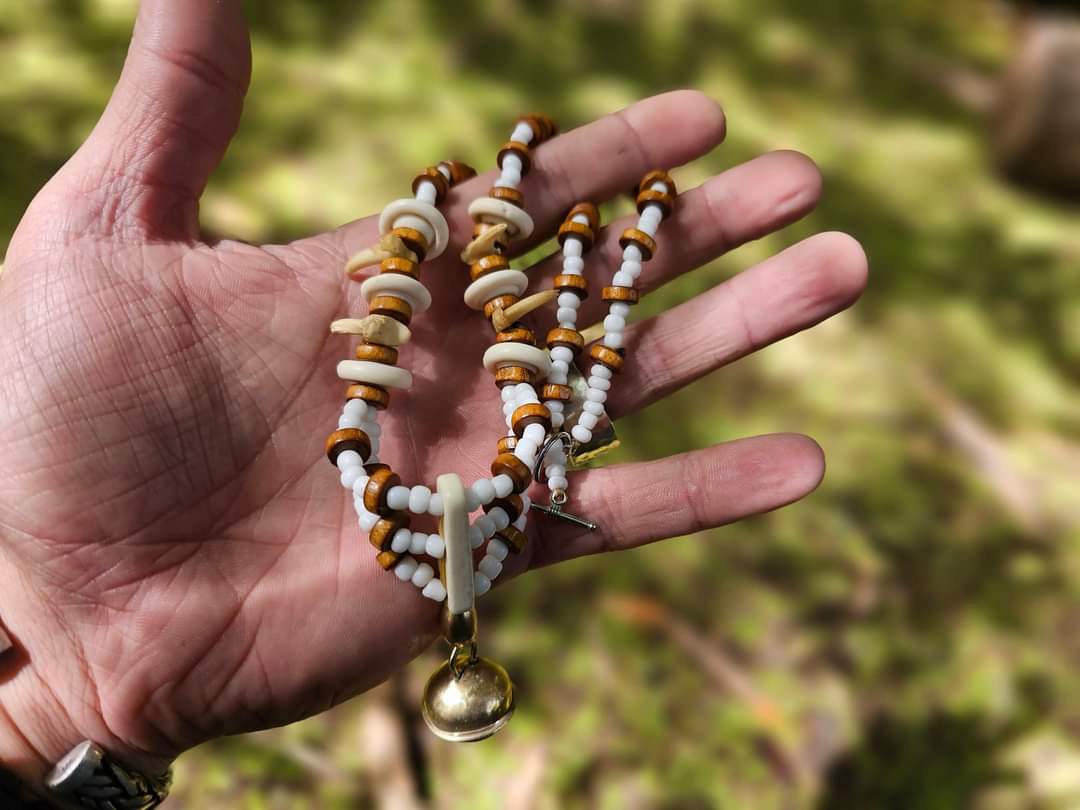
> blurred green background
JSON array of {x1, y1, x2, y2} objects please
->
[{"x1": 3, "y1": 0, "x2": 1080, "y2": 807}]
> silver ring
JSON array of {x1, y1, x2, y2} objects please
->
[{"x1": 533, "y1": 431, "x2": 572, "y2": 485}]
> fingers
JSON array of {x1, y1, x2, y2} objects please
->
[
  {"x1": 528, "y1": 433, "x2": 826, "y2": 567},
  {"x1": 59, "y1": 0, "x2": 251, "y2": 241},
  {"x1": 527, "y1": 150, "x2": 824, "y2": 326},
  {"x1": 607, "y1": 231, "x2": 869, "y2": 418},
  {"x1": 325, "y1": 90, "x2": 725, "y2": 262}
]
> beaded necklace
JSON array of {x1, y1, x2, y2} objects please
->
[{"x1": 324, "y1": 115, "x2": 676, "y2": 740}]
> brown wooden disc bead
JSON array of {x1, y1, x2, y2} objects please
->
[
  {"x1": 618, "y1": 228, "x2": 658, "y2": 261},
  {"x1": 491, "y1": 452, "x2": 532, "y2": 493},
  {"x1": 497, "y1": 141, "x2": 532, "y2": 175},
  {"x1": 497, "y1": 435, "x2": 519, "y2": 454},
  {"x1": 483, "y1": 294, "x2": 519, "y2": 320},
  {"x1": 557, "y1": 220, "x2": 595, "y2": 251},
  {"x1": 390, "y1": 226, "x2": 429, "y2": 261},
  {"x1": 496, "y1": 327, "x2": 536, "y2": 345},
  {"x1": 638, "y1": 170, "x2": 676, "y2": 196},
  {"x1": 494, "y1": 525, "x2": 529, "y2": 554},
  {"x1": 369, "y1": 512, "x2": 409, "y2": 552},
  {"x1": 602, "y1": 285, "x2": 639, "y2": 305},
  {"x1": 470, "y1": 253, "x2": 510, "y2": 281},
  {"x1": 325, "y1": 428, "x2": 371, "y2": 465},
  {"x1": 411, "y1": 166, "x2": 450, "y2": 203},
  {"x1": 376, "y1": 550, "x2": 402, "y2": 571},
  {"x1": 494, "y1": 366, "x2": 535, "y2": 389},
  {"x1": 546, "y1": 327, "x2": 585, "y2": 356},
  {"x1": 566, "y1": 201, "x2": 600, "y2": 231},
  {"x1": 635, "y1": 188, "x2": 675, "y2": 219},
  {"x1": 369, "y1": 295, "x2": 412, "y2": 325},
  {"x1": 553, "y1": 274, "x2": 588, "y2": 300},
  {"x1": 541, "y1": 383, "x2": 572, "y2": 402},
  {"x1": 439, "y1": 160, "x2": 477, "y2": 185},
  {"x1": 589, "y1": 343, "x2": 624, "y2": 374},
  {"x1": 489, "y1": 186, "x2": 525, "y2": 208},
  {"x1": 346, "y1": 383, "x2": 390, "y2": 410},
  {"x1": 484, "y1": 494, "x2": 525, "y2": 524},
  {"x1": 518, "y1": 114, "x2": 548, "y2": 143},
  {"x1": 473, "y1": 222, "x2": 511, "y2": 253},
  {"x1": 354, "y1": 343, "x2": 399, "y2": 364},
  {"x1": 511, "y1": 403, "x2": 552, "y2": 438},
  {"x1": 379, "y1": 256, "x2": 419, "y2": 278},
  {"x1": 364, "y1": 466, "x2": 401, "y2": 515},
  {"x1": 364, "y1": 462, "x2": 390, "y2": 476}
]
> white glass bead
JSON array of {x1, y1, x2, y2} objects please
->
[
  {"x1": 470, "y1": 478, "x2": 496, "y2": 505},
  {"x1": 344, "y1": 399, "x2": 369, "y2": 419},
  {"x1": 340, "y1": 465, "x2": 363, "y2": 489},
  {"x1": 493, "y1": 474, "x2": 514, "y2": 498},
  {"x1": 515, "y1": 383, "x2": 537, "y2": 401},
  {"x1": 557, "y1": 306, "x2": 578, "y2": 324},
  {"x1": 584, "y1": 400, "x2": 605, "y2": 416},
  {"x1": 395, "y1": 556, "x2": 418, "y2": 581},
  {"x1": 501, "y1": 385, "x2": 517, "y2": 402},
  {"x1": 587, "y1": 376, "x2": 611, "y2": 391},
  {"x1": 479, "y1": 555, "x2": 503, "y2": 580},
  {"x1": 557, "y1": 293, "x2": 581, "y2": 310},
  {"x1": 559, "y1": 320, "x2": 575, "y2": 329},
  {"x1": 552, "y1": 412, "x2": 564, "y2": 428},
  {"x1": 520, "y1": 493, "x2": 531, "y2": 511},
  {"x1": 551, "y1": 359, "x2": 570, "y2": 375},
  {"x1": 422, "y1": 579, "x2": 447, "y2": 601},
  {"x1": 336, "y1": 449, "x2": 362, "y2": 469},
  {"x1": 407, "y1": 532, "x2": 427, "y2": 555},
  {"x1": 474, "y1": 572, "x2": 492, "y2": 596},
  {"x1": 604, "y1": 315, "x2": 626, "y2": 333},
  {"x1": 622, "y1": 260, "x2": 643, "y2": 278},
  {"x1": 605, "y1": 331, "x2": 624, "y2": 349},
  {"x1": 425, "y1": 534, "x2": 445, "y2": 558},
  {"x1": 612, "y1": 271, "x2": 634, "y2": 287},
  {"x1": 359, "y1": 511, "x2": 379, "y2": 532},
  {"x1": 428, "y1": 494, "x2": 444, "y2": 516},
  {"x1": 548, "y1": 475, "x2": 569, "y2": 491},
  {"x1": 390, "y1": 529, "x2": 412, "y2": 554},
  {"x1": 489, "y1": 507, "x2": 511, "y2": 531},
  {"x1": 610, "y1": 302, "x2": 631, "y2": 318},
  {"x1": 515, "y1": 440, "x2": 538, "y2": 465},
  {"x1": 523, "y1": 424, "x2": 546, "y2": 444},
  {"x1": 465, "y1": 488, "x2": 482, "y2": 512},
  {"x1": 488, "y1": 538, "x2": 509, "y2": 561},
  {"x1": 411, "y1": 563, "x2": 434, "y2": 588},
  {"x1": 547, "y1": 402, "x2": 564, "y2": 416},
  {"x1": 511, "y1": 121, "x2": 534, "y2": 144},
  {"x1": 500, "y1": 166, "x2": 522, "y2": 187},
  {"x1": 416, "y1": 180, "x2": 438, "y2": 205},
  {"x1": 571, "y1": 425, "x2": 592, "y2": 444},
  {"x1": 550, "y1": 345, "x2": 574, "y2": 364},
  {"x1": 352, "y1": 476, "x2": 370, "y2": 497},
  {"x1": 363, "y1": 420, "x2": 381, "y2": 437},
  {"x1": 387, "y1": 486, "x2": 411, "y2": 511},
  {"x1": 338, "y1": 414, "x2": 363, "y2": 429},
  {"x1": 622, "y1": 244, "x2": 643, "y2": 262},
  {"x1": 513, "y1": 514, "x2": 528, "y2": 530},
  {"x1": 586, "y1": 389, "x2": 607, "y2": 403},
  {"x1": 408, "y1": 485, "x2": 432, "y2": 514},
  {"x1": 563, "y1": 256, "x2": 585, "y2": 275},
  {"x1": 469, "y1": 524, "x2": 485, "y2": 548},
  {"x1": 579, "y1": 411, "x2": 599, "y2": 429},
  {"x1": 563, "y1": 239, "x2": 583, "y2": 258},
  {"x1": 639, "y1": 205, "x2": 663, "y2": 235},
  {"x1": 546, "y1": 464, "x2": 565, "y2": 479},
  {"x1": 502, "y1": 401, "x2": 516, "y2": 418},
  {"x1": 476, "y1": 515, "x2": 496, "y2": 538},
  {"x1": 592, "y1": 365, "x2": 613, "y2": 380}
]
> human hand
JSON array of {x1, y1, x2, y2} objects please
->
[{"x1": 0, "y1": 0, "x2": 866, "y2": 790}]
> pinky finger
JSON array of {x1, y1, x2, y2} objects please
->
[{"x1": 526, "y1": 433, "x2": 825, "y2": 568}]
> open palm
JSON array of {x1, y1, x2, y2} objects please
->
[{"x1": 0, "y1": 0, "x2": 866, "y2": 784}]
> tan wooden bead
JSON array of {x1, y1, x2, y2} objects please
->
[
  {"x1": 546, "y1": 327, "x2": 585, "y2": 356},
  {"x1": 589, "y1": 343, "x2": 624, "y2": 373},
  {"x1": 369, "y1": 512, "x2": 409, "y2": 552},
  {"x1": 483, "y1": 294, "x2": 519, "y2": 321},
  {"x1": 439, "y1": 160, "x2": 477, "y2": 186},
  {"x1": 618, "y1": 228, "x2": 658, "y2": 261},
  {"x1": 542, "y1": 383, "x2": 572, "y2": 402},
  {"x1": 496, "y1": 327, "x2": 536, "y2": 346},
  {"x1": 489, "y1": 186, "x2": 525, "y2": 208},
  {"x1": 484, "y1": 494, "x2": 525, "y2": 524},
  {"x1": 491, "y1": 452, "x2": 532, "y2": 493},
  {"x1": 497, "y1": 435, "x2": 519, "y2": 455},
  {"x1": 354, "y1": 343, "x2": 398, "y2": 364},
  {"x1": 473, "y1": 223, "x2": 511, "y2": 253},
  {"x1": 376, "y1": 550, "x2": 402, "y2": 570},
  {"x1": 390, "y1": 226, "x2": 429, "y2": 261},
  {"x1": 635, "y1": 188, "x2": 675, "y2": 219},
  {"x1": 325, "y1": 428, "x2": 371, "y2": 465},
  {"x1": 346, "y1": 383, "x2": 390, "y2": 410},
  {"x1": 370, "y1": 295, "x2": 412, "y2": 325},
  {"x1": 364, "y1": 466, "x2": 402, "y2": 515},
  {"x1": 497, "y1": 141, "x2": 532, "y2": 175},
  {"x1": 469, "y1": 253, "x2": 510, "y2": 281},
  {"x1": 411, "y1": 166, "x2": 449, "y2": 203},
  {"x1": 511, "y1": 403, "x2": 552, "y2": 438},
  {"x1": 602, "y1": 285, "x2": 639, "y2": 305},
  {"x1": 566, "y1": 201, "x2": 600, "y2": 231},
  {"x1": 638, "y1": 169, "x2": 676, "y2": 196},
  {"x1": 494, "y1": 525, "x2": 529, "y2": 554},
  {"x1": 494, "y1": 366, "x2": 535, "y2": 389},
  {"x1": 553, "y1": 274, "x2": 588, "y2": 300},
  {"x1": 364, "y1": 461, "x2": 390, "y2": 476},
  {"x1": 522, "y1": 113, "x2": 558, "y2": 140},
  {"x1": 557, "y1": 220, "x2": 595, "y2": 251},
  {"x1": 379, "y1": 256, "x2": 419, "y2": 278}
]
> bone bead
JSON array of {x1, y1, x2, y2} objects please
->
[
  {"x1": 354, "y1": 343, "x2": 398, "y2": 364},
  {"x1": 468, "y1": 197, "x2": 535, "y2": 240},
  {"x1": 461, "y1": 223, "x2": 511, "y2": 264},
  {"x1": 337, "y1": 360, "x2": 413, "y2": 390},
  {"x1": 491, "y1": 452, "x2": 532, "y2": 493},
  {"x1": 346, "y1": 383, "x2": 390, "y2": 410},
  {"x1": 438, "y1": 473, "x2": 474, "y2": 614},
  {"x1": 482, "y1": 342, "x2": 553, "y2": 379},
  {"x1": 360, "y1": 273, "x2": 432, "y2": 316},
  {"x1": 483, "y1": 295, "x2": 519, "y2": 321},
  {"x1": 378, "y1": 199, "x2": 450, "y2": 259},
  {"x1": 389, "y1": 226, "x2": 429, "y2": 260},
  {"x1": 370, "y1": 512, "x2": 409, "y2": 552},
  {"x1": 511, "y1": 403, "x2": 552, "y2": 438},
  {"x1": 326, "y1": 428, "x2": 371, "y2": 465},
  {"x1": 619, "y1": 228, "x2": 658, "y2": 261},
  {"x1": 489, "y1": 289, "x2": 559, "y2": 332},
  {"x1": 463, "y1": 269, "x2": 529, "y2": 311},
  {"x1": 578, "y1": 322, "x2": 606, "y2": 345},
  {"x1": 344, "y1": 232, "x2": 419, "y2": 275},
  {"x1": 330, "y1": 314, "x2": 411, "y2": 346}
]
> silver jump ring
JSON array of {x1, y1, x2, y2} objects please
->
[{"x1": 533, "y1": 431, "x2": 572, "y2": 485}]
